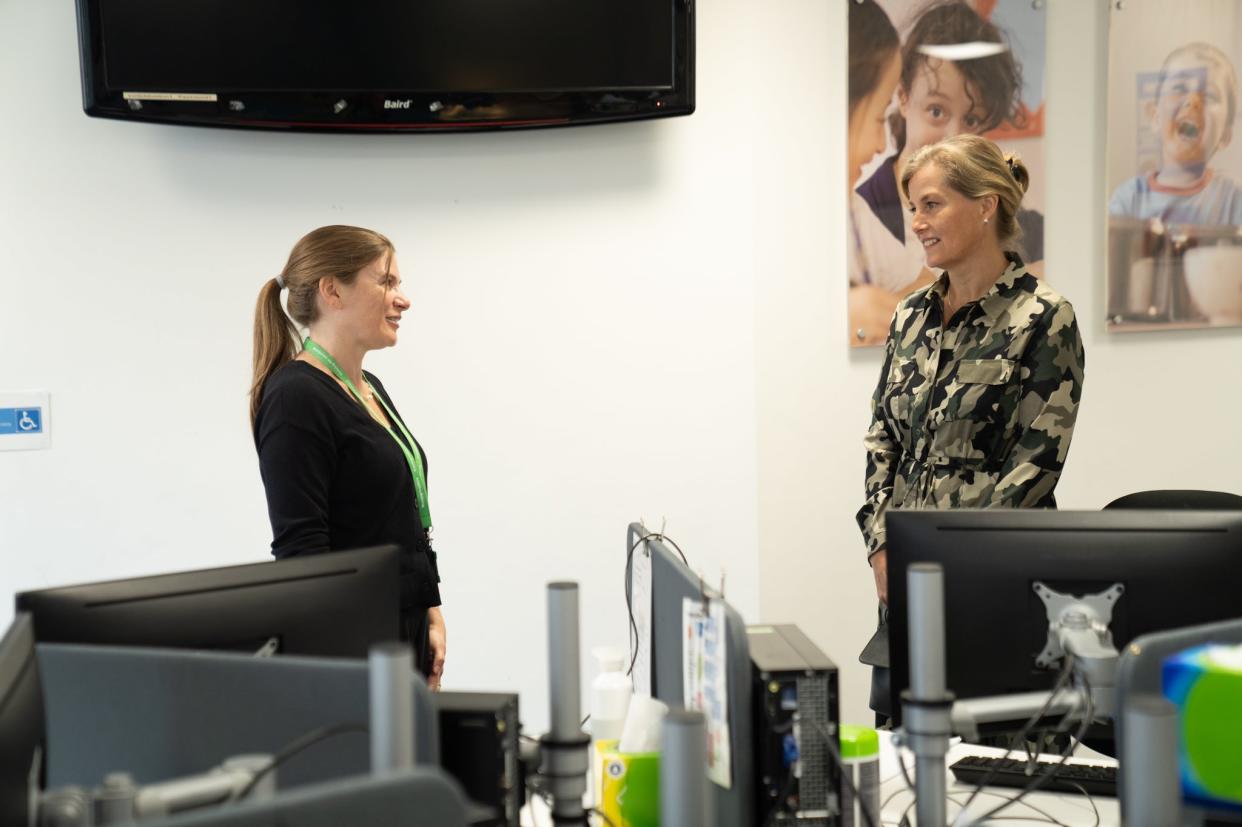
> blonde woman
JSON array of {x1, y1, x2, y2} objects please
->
[
  {"x1": 250, "y1": 225, "x2": 446, "y2": 689},
  {"x1": 857, "y1": 135, "x2": 1084, "y2": 719}
]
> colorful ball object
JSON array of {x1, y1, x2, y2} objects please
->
[{"x1": 1163, "y1": 644, "x2": 1242, "y2": 807}]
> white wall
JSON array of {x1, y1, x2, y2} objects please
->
[
  {"x1": 4, "y1": 0, "x2": 1242, "y2": 737},
  {"x1": 754, "y1": 0, "x2": 1242, "y2": 729},
  {"x1": 0, "y1": 0, "x2": 761, "y2": 735}
]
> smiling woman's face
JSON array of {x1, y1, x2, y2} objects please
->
[
  {"x1": 336, "y1": 253, "x2": 411, "y2": 351},
  {"x1": 906, "y1": 163, "x2": 990, "y2": 272},
  {"x1": 899, "y1": 59, "x2": 991, "y2": 156}
]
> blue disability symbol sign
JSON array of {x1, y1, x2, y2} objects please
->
[{"x1": 0, "y1": 407, "x2": 42, "y2": 435}]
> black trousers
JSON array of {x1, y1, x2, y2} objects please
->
[{"x1": 401, "y1": 607, "x2": 433, "y2": 679}]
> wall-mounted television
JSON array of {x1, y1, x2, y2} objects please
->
[{"x1": 75, "y1": 0, "x2": 695, "y2": 133}]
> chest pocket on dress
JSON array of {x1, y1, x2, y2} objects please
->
[
  {"x1": 884, "y1": 359, "x2": 917, "y2": 428},
  {"x1": 956, "y1": 359, "x2": 1013, "y2": 384},
  {"x1": 933, "y1": 358, "x2": 1017, "y2": 465}
]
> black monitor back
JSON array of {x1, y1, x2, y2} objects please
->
[
  {"x1": 0, "y1": 614, "x2": 45, "y2": 827},
  {"x1": 641, "y1": 526, "x2": 753, "y2": 827},
  {"x1": 886, "y1": 510, "x2": 1242, "y2": 726},
  {"x1": 16, "y1": 546, "x2": 401, "y2": 658}
]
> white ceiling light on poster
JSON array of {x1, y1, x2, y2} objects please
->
[{"x1": 917, "y1": 41, "x2": 1010, "y2": 60}]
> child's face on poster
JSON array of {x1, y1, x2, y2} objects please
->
[
  {"x1": 1153, "y1": 55, "x2": 1232, "y2": 169},
  {"x1": 899, "y1": 59, "x2": 990, "y2": 154}
]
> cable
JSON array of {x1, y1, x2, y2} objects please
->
[
  {"x1": 947, "y1": 790, "x2": 1076, "y2": 827},
  {"x1": 955, "y1": 653, "x2": 1076, "y2": 814},
  {"x1": 973, "y1": 671, "x2": 1095, "y2": 823},
  {"x1": 896, "y1": 736, "x2": 917, "y2": 795},
  {"x1": 624, "y1": 527, "x2": 690, "y2": 678},
  {"x1": 913, "y1": 788, "x2": 1071, "y2": 827},
  {"x1": 659, "y1": 533, "x2": 690, "y2": 566},
  {"x1": 885, "y1": 674, "x2": 1100, "y2": 827},
  {"x1": 949, "y1": 654, "x2": 1078, "y2": 824},
  {"x1": 624, "y1": 531, "x2": 650, "y2": 678},
  {"x1": 882, "y1": 779, "x2": 914, "y2": 812},
  {"x1": 232, "y1": 722, "x2": 368, "y2": 801},
  {"x1": 1062, "y1": 781, "x2": 1101, "y2": 827},
  {"x1": 967, "y1": 668, "x2": 1096, "y2": 825},
  {"x1": 878, "y1": 747, "x2": 917, "y2": 826},
  {"x1": 898, "y1": 795, "x2": 917, "y2": 827}
]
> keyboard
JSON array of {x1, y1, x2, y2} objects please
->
[{"x1": 949, "y1": 755, "x2": 1118, "y2": 798}]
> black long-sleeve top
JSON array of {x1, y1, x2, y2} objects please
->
[{"x1": 254, "y1": 360, "x2": 441, "y2": 609}]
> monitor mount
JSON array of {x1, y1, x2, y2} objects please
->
[
  {"x1": 1033, "y1": 581, "x2": 1124, "y2": 690},
  {"x1": 950, "y1": 581, "x2": 1125, "y2": 741},
  {"x1": 904, "y1": 569, "x2": 1127, "y2": 827}
]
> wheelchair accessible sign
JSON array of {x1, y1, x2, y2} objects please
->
[
  {"x1": 0, "y1": 408, "x2": 42, "y2": 434},
  {"x1": 0, "y1": 392, "x2": 50, "y2": 450}
]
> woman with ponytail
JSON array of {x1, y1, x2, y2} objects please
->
[{"x1": 250, "y1": 225, "x2": 446, "y2": 689}]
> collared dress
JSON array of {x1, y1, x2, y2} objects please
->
[{"x1": 856, "y1": 254, "x2": 1086, "y2": 559}]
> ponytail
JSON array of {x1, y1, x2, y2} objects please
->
[{"x1": 249, "y1": 277, "x2": 300, "y2": 429}]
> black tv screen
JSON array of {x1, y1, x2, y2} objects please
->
[{"x1": 76, "y1": 0, "x2": 695, "y2": 131}]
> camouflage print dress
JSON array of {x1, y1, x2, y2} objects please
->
[{"x1": 856, "y1": 254, "x2": 1085, "y2": 559}]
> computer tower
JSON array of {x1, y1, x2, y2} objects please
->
[
  {"x1": 435, "y1": 691, "x2": 522, "y2": 827},
  {"x1": 749, "y1": 624, "x2": 841, "y2": 826}
]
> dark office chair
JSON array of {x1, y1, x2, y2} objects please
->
[
  {"x1": 1104, "y1": 489, "x2": 1242, "y2": 510},
  {"x1": 1092, "y1": 488, "x2": 1242, "y2": 759}
]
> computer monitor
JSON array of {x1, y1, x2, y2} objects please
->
[
  {"x1": 0, "y1": 613, "x2": 45, "y2": 827},
  {"x1": 16, "y1": 545, "x2": 402, "y2": 658},
  {"x1": 886, "y1": 509, "x2": 1242, "y2": 729},
  {"x1": 632, "y1": 523, "x2": 754, "y2": 827}
]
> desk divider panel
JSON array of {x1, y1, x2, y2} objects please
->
[{"x1": 37, "y1": 644, "x2": 438, "y2": 791}]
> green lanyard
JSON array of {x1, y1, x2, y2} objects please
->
[{"x1": 302, "y1": 338, "x2": 432, "y2": 531}]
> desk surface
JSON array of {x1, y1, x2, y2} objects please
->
[
  {"x1": 521, "y1": 733, "x2": 1121, "y2": 826},
  {"x1": 879, "y1": 733, "x2": 1119, "y2": 826}
]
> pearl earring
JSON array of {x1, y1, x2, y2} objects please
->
[{"x1": 983, "y1": 218, "x2": 990, "y2": 224}]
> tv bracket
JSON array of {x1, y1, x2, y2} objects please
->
[
  {"x1": 1033, "y1": 580, "x2": 1125, "y2": 692},
  {"x1": 947, "y1": 580, "x2": 1125, "y2": 741}
]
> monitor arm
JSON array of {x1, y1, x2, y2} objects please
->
[
  {"x1": 951, "y1": 688, "x2": 1093, "y2": 743},
  {"x1": 949, "y1": 581, "x2": 1124, "y2": 741},
  {"x1": 39, "y1": 755, "x2": 274, "y2": 826},
  {"x1": 535, "y1": 582, "x2": 591, "y2": 825}
]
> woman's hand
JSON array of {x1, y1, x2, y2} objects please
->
[
  {"x1": 427, "y1": 607, "x2": 447, "y2": 691},
  {"x1": 870, "y1": 549, "x2": 888, "y2": 606}
]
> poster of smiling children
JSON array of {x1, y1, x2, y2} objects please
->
[
  {"x1": 1107, "y1": 0, "x2": 1242, "y2": 331},
  {"x1": 847, "y1": 0, "x2": 1046, "y2": 347}
]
